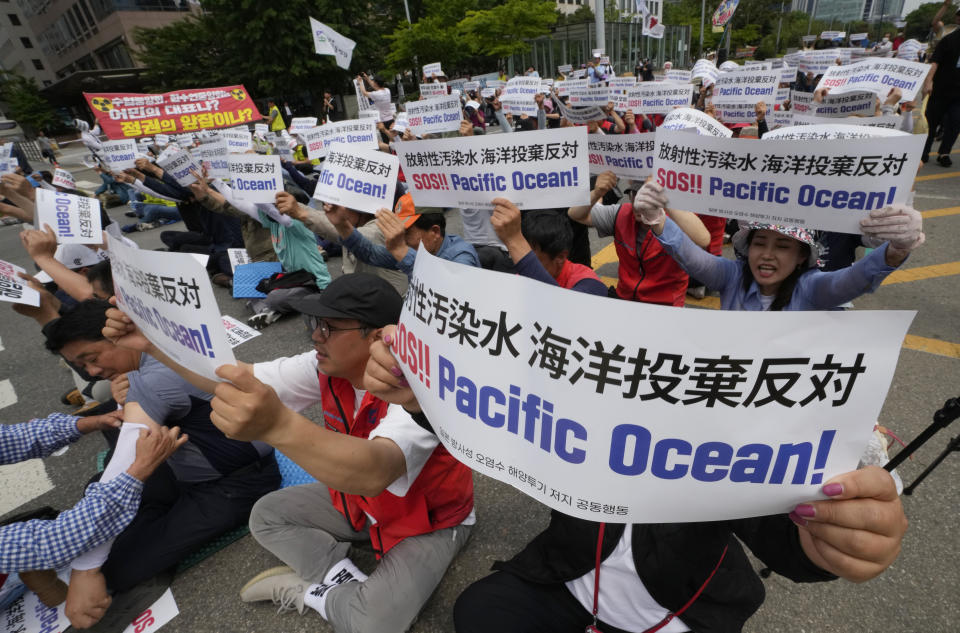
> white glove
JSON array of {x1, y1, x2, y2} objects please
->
[
  {"x1": 633, "y1": 182, "x2": 669, "y2": 225},
  {"x1": 860, "y1": 204, "x2": 925, "y2": 251}
]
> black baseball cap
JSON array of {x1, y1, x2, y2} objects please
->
[{"x1": 289, "y1": 273, "x2": 402, "y2": 327}]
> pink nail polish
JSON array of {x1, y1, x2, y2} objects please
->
[
  {"x1": 822, "y1": 483, "x2": 843, "y2": 497},
  {"x1": 390, "y1": 366, "x2": 403, "y2": 377},
  {"x1": 399, "y1": 377, "x2": 409, "y2": 387},
  {"x1": 794, "y1": 504, "x2": 816, "y2": 518},
  {"x1": 384, "y1": 334, "x2": 392, "y2": 344},
  {"x1": 788, "y1": 511, "x2": 807, "y2": 527}
]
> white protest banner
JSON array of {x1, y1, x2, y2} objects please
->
[
  {"x1": 779, "y1": 66, "x2": 798, "y2": 83},
  {"x1": 155, "y1": 133, "x2": 171, "y2": 146},
  {"x1": 227, "y1": 248, "x2": 251, "y2": 273},
  {"x1": 660, "y1": 108, "x2": 732, "y2": 137},
  {"x1": 195, "y1": 139, "x2": 230, "y2": 178},
  {"x1": 808, "y1": 90, "x2": 877, "y2": 117},
  {"x1": 625, "y1": 83, "x2": 695, "y2": 114},
  {"x1": 820, "y1": 30, "x2": 845, "y2": 40},
  {"x1": 664, "y1": 69, "x2": 693, "y2": 83},
  {"x1": 850, "y1": 33, "x2": 867, "y2": 42},
  {"x1": 816, "y1": 58, "x2": 930, "y2": 102},
  {"x1": 405, "y1": 95, "x2": 463, "y2": 136},
  {"x1": 588, "y1": 134, "x2": 655, "y2": 180},
  {"x1": 567, "y1": 84, "x2": 610, "y2": 107},
  {"x1": 0, "y1": 156, "x2": 16, "y2": 175},
  {"x1": 419, "y1": 83, "x2": 449, "y2": 98},
  {"x1": 253, "y1": 123, "x2": 269, "y2": 136},
  {"x1": 896, "y1": 40, "x2": 922, "y2": 60},
  {"x1": 789, "y1": 114, "x2": 900, "y2": 129},
  {"x1": 394, "y1": 126, "x2": 589, "y2": 210},
  {"x1": 107, "y1": 234, "x2": 235, "y2": 382},
  {"x1": 303, "y1": 119, "x2": 378, "y2": 160},
  {"x1": 500, "y1": 77, "x2": 541, "y2": 115},
  {"x1": 592, "y1": 48, "x2": 604, "y2": 57},
  {"x1": 745, "y1": 60, "x2": 773, "y2": 70},
  {"x1": 797, "y1": 49, "x2": 843, "y2": 75},
  {"x1": 157, "y1": 149, "x2": 201, "y2": 187},
  {"x1": 606, "y1": 76, "x2": 637, "y2": 92},
  {"x1": 464, "y1": 81, "x2": 480, "y2": 92},
  {"x1": 558, "y1": 63, "x2": 573, "y2": 74},
  {"x1": 0, "y1": 143, "x2": 12, "y2": 158},
  {"x1": 302, "y1": 127, "x2": 326, "y2": 159},
  {"x1": 599, "y1": 55, "x2": 610, "y2": 64},
  {"x1": 691, "y1": 59, "x2": 720, "y2": 86},
  {"x1": 309, "y1": 17, "x2": 355, "y2": 69},
  {"x1": 312, "y1": 143, "x2": 398, "y2": 213},
  {"x1": 553, "y1": 98, "x2": 605, "y2": 125},
  {"x1": 471, "y1": 72, "x2": 500, "y2": 88},
  {"x1": 556, "y1": 78, "x2": 587, "y2": 97},
  {"x1": 119, "y1": 588, "x2": 179, "y2": 633},
  {"x1": 789, "y1": 90, "x2": 814, "y2": 114},
  {"x1": 101, "y1": 140, "x2": 138, "y2": 171},
  {"x1": 714, "y1": 102, "x2": 770, "y2": 124},
  {"x1": 221, "y1": 128, "x2": 252, "y2": 152},
  {"x1": 711, "y1": 68, "x2": 779, "y2": 105},
  {"x1": 719, "y1": 61, "x2": 740, "y2": 72},
  {"x1": 396, "y1": 248, "x2": 914, "y2": 523},
  {"x1": 0, "y1": 259, "x2": 39, "y2": 307},
  {"x1": 776, "y1": 86, "x2": 790, "y2": 104},
  {"x1": 222, "y1": 315, "x2": 261, "y2": 348},
  {"x1": 52, "y1": 168, "x2": 75, "y2": 190},
  {"x1": 289, "y1": 117, "x2": 318, "y2": 132},
  {"x1": 568, "y1": 69, "x2": 586, "y2": 79},
  {"x1": 652, "y1": 126, "x2": 923, "y2": 233},
  {"x1": 764, "y1": 124, "x2": 908, "y2": 141},
  {"x1": 770, "y1": 109, "x2": 794, "y2": 128},
  {"x1": 422, "y1": 62, "x2": 443, "y2": 78},
  {"x1": 358, "y1": 109, "x2": 381, "y2": 121},
  {"x1": 480, "y1": 88, "x2": 496, "y2": 99},
  {"x1": 226, "y1": 154, "x2": 283, "y2": 204},
  {"x1": 35, "y1": 189, "x2": 102, "y2": 244},
  {"x1": 392, "y1": 112, "x2": 408, "y2": 134}
]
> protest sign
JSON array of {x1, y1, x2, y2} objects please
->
[
  {"x1": 711, "y1": 69, "x2": 779, "y2": 104},
  {"x1": 797, "y1": 49, "x2": 843, "y2": 75},
  {"x1": 394, "y1": 126, "x2": 589, "y2": 210},
  {"x1": 599, "y1": 55, "x2": 610, "y2": 65},
  {"x1": 471, "y1": 72, "x2": 500, "y2": 88},
  {"x1": 850, "y1": 32, "x2": 867, "y2": 41},
  {"x1": 52, "y1": 168, "x2": 75, "y2": 190},
  {"x1": 464, "y1": 81, "x2": 480, "y2": 92},
  {"x1": 302, "y1": 119, "x2": 378, "y2": 160},
  {"x1": 553, "y1": 98, "x2": 605, "y2": 125},
  {"x1": 0, "y1": 157, "x2": 15, "y2": 174},
  {"x1": 568, "y1": 69, "x2": 586, "y2": 79},
  {"x1": 622, "y1": 83, "x2": 695, "y2": 114},
  {"x1": 358, "y1": 109, "x2": 381, "y2": 121},
  {"x1": 392, "y1": 112, "x2": 409, "y2": 134},
  {"x1": 312, "y1": 143, "x2": 398, "y2": 214},
  {"x1": 227, "y1": 248, "x2": 251, "y2": 273},
  {"x1": 556, "y1": 78, "x2": 586, "y2": 97},
  {"x1": 816, "y1": 58, "x2": 930, "y2": 102},
  {"x1": 660, "y1": 108, "x2": 732, "y2": 137},
  {"x1": 500, "y1": 77, "x2": 542, "y2": 115},
  {"x1": 770, "y1": 109, "x2": 795, "y2": 128},
  {"x1": 714, "y1": 102, "x2": 771, "y2": 124},
  {"x1": 423, "y1": 62, "x2": 443, "y2": 78},
  {"x1": 820, "y1": 30, "x2": 846, "y2": 40},
  {"x1": 396, "y1": 248, "x2": 913, "y2": 522},
  {"x1": 157, "y1": 149, "x2": 201, "y2": 187},
  {"x1": 107, "y1": 234, "x2": 235, "y2": 382},
  {"x1": 419, "y1": 83, "x2": 449, "y2": 98},
  {"x1": 222, "y1": 315, "x2": 261, "y2": 348},
  {"x1": 745, "y1": 60, "x2": 773, "y2": 70},
  {"x1": 606, "y1": 77, "x2": 637, "y2": 92},
  {"x1": 776, "y1": 86, "x2": 790, "y2": 104},
  {"x1": 896, "y1": 39, "x2": 923, "y2": 61},
  {"x1": 567, "y1": 84, "x2": 610, "y2": 107},
  {"x1": 664, "y1": 69, "x2": 693, "y2": 83},
  {"x1": 308, "y1": 17, "x2": 355, "y2": 69},
  {"x1": 588, "y1": 134, "x2": 654, "y2": 180},
  {"x1": 558, "y1": 64, "x2": 573, "y2": 74},
  {"x1": 0, "y1": 143, "x2": 11, "y2": 158},
  {"x1": 0, "y1": 259, "x2": 39, "y2": 307},
  {"x1": 779, "y1": 66, "x2": 798, "y2": 83},
  {"x1": 221, "y1": 128, "x2": 252, "y2": 152},
  {"x1": 405, "y1": 96, "x2": 463, "y2": 136},
  {"x1": 195, "y1": 138, "x2": 230, "y2": 178},
  {"x1": 691, "y1": 59, "x2": 720, "y2": 86},
  {"x1": 652, "y1": 126, "x2": 923, "y2": 233},
  {"x1": 289, "y1": 117, "x2": 318, "y2": 132},
  {"x1": 592, "y1": 48, "x2": 604, "y2": 57},
  {"x1": 35, "y1": 189, "x2": 102, "y2": 244},
  {"x1": 789, "y1": 114, "x2": 900, "y2": 129},
  {"x1": 790, "y1": 90, "x2": 876, "y2": 117},
  {"x1": 101, "y1": 140, "x2": 138, "y2": 170},
  {"x1": 254, "y1": 123, "x2": 269, "y2": 136},
  {"x1": 84, "y1": 85, "x2": 260, "y2": 139},
  {"x1": 764, "y1": 124, "x2": 907, "y2": 141},
  {"x1": 226, "y1": 154, "x2": 283, "y2": 204}
]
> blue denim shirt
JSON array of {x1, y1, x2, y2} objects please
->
[{"x1": 342, "y1": 230, "x2": 480, "y2": 279}]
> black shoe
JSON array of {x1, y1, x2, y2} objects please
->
[
  {"x1": 124, "y1": 211, "x2": 138, "y2": 217},
  {"x1": 920, "y1": 153, "x2": 929, "y2": 164},
  {"x1": 937, "y1": 154, "x2": 952, "y2": 167}
]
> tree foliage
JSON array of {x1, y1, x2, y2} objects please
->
[
  {"x1": 904, "y1": 2, "x2": 944, "y2": 40},
  {"x1": 0, "y1": 71, "x2": 58, "y2": 133},
  {"x1": 459, "y1": 1, "x2": 558, "y2": 58}
]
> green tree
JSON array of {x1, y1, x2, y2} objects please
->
[
  {"x1": 904, "y1": 2, "x2": 944, "y2": 40},
  {"x1": 557, "y1": 4, "x2": 595, "y2": 26},
  {"x1": 459, "y1": 0, "x2": 558, "y2": 58},
  {"x1": 0, "y1": 71, "x2": 58, "y2": 134}
]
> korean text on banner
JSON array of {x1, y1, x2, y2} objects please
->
[
  {"x1": 588, "y1": 134, "x2": 655, "y2": 180},
  {"x1": 101, "y1": 140, "x2": 138, "y2": 170},
  {"x1": 157, "y1": 149, "x2": 201, "y2": 188},
  {"x1": 35, "y1": 189, "x2": 102, "y2": 245},
  {"x1": 227, "y1": 154, "x2": 283, "y2": 204},
  {"x1": 309, "y1": 17, "x2": 355, "y2": 70},
  {"x1": 107, "y1": 234, "x2": 235, "y2": 382},
  {"x1": 816, "y1": 58, "x2": 931, "y2": 102},
  {"x1": 0, "y1": 259, "x2": 40, "y2": 307},
  {"x1": 711, "y1": 69, "x2": 779, "y2": 105},
  {"x1": 396, "y1": 248, "x2": 913, "y2": 523},
  {"x1": 84, "y1": 85, "x2": 260, "y2": 140},
  {"x1": 652, "y1": 126, "x2": 924, "y2": 233},
  {"x1": 312, "y1": 143, "x2": 398, "y2": 214},
  {"x1": 405, "y1": 96, "x2": 463, "y2": 136},
  {"x1": 394, "y1": 126, "x2": 589, "y2": 210},
  {"x1": 660, "y1": 108, "x2": 732, "y2": 137}
]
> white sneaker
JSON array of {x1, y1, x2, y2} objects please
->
[
  {"x1": 239, "y1": 566, "x2": 307, "y2": 615},
  {"x1": 248, "y1": 309, "x2": 281, "y2": 330}
]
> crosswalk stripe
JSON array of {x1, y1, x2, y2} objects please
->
[{"x1": 0, "y1": 379, "x2": 16, "y2": 410}]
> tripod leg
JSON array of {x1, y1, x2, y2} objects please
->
[{"x1": 903, "y1": 435, "x2": 960, "y2": 495}]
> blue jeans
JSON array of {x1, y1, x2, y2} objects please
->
[{"x1": 131, "y1": 202, "x2": 181, "y2": 223}]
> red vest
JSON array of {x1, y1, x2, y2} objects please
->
[
  {"x1": 319, "y1": 375, "x2": 474, "y2": 556},
  {"x1": 697, "y1": 213, "x2": 727, "y2": 256},
  {"x1": 613, "y1": 203, "x2": 688, "y2": 306},
  {"x1": 555, "y1": 259, "x2": 601, "y2": 290}
]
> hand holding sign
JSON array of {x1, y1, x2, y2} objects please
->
[
  {"x1": 794, "y1": 466, "x2": 907, "y2": 583},
  {"x1": 102, "y1": 298, "x2": 152, "y2": 353},
  {"x1": 365, "y1": 325, "x2": 420, "y2": 411},
  {"x1": 11, "y1": 271, "x2": 60, "y2": 324},
  {"x1": 633, "y1": 181, "x2": 668, "y2": 225},
  {"x1": 211, "y1": 364, "x2": 295, "y2": 443},
  {"x1": 860, "y1": 204, "x2": 925, "y2": 261},
  {"x1": 20, "y1": 224, "x2": 59, "y2": 261}
]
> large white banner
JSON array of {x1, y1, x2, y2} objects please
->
[
  {"x1": 226, "y1": 154, "x2": 284, "y2": 204},
  {"x1": 652, "y1": 127, "x2": 923, "y2": 233},
  {"x1": 302, "y1": 119, "x2": 378, "y2": 160},
  {"x1": 34, "y1": 189, "x2": 102, "y2": 245},
  {"x1": 711, "y1": 69, "x2": 779, "y2": 105},
  {"x1": 816, "y1": 58, "x2": 930, "y2": 102},
  {"x1": 553, "y1": 98, "x2": 605, "y2": 125},
  {"x1": 312, "y1": 143, "x2": 398, "y2": 213},
  {"x1": 107, "y1": 234, "x2": 235, "y2": 382},
  {"x1": 395, "y1": 249, "x2": 914, "y2": 523},
  {"x1": 0, "y1": 259, "x2": 40, "y2": 307},
  {"x1": 394, "y1": 127, "x2": 589, "y2": 210},
  {"x1": 309, "y1": 17, "x2": 355, "y2": 69},
  {"x1": 588, "y1": 134, "x2": 655, "y2": 180},
  {"x1": 405, "y1": 95, "x2": 463, "y2": 136},
  {"x1": 101, "y1": 140, "x2": 138, "y2": 171}
]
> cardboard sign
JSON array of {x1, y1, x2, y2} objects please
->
[
  {"x1": 0, "y1": 259, "x2": 40, "y2": 307},
  {"x1": 652, "y1": 126, "x2": 924, "y2": 233},
  {"x1": 289, "y1": 117, "x2": 318, "y2": 132},
  {"x1": 816, "y1": 58, "x2": 930, "y2": 102},
  {"x1": 419, "y1": 83, "x2": 449, "y2": 98},
  {"x1": 226, "y1": 154, "x2": 283, "y2": 203},
  {"x1": 52, "y1": 168, "x2": 75, "y2": 190},
  {"x1": 588, "y1": 134, "x2": 655, "y2": 180},
  {"x1": 394, "y1": 127, "x2": 589, "y2": 210},
  {"x1": 309, "y1": 17, "x2": 355, "y2": 69},
  {"x1": 405, "y1": 96, "x2": 463, "y2": 136},
  {"x1": 157, "y1": 149, "x2": 201, "y2": 187},
  {"x1": 312, "y1": 143, "x2": 398, "y2": 213},
  {"x1": 422, "y1": 62, "x2": 443, "y2": 78},
  {"x1": 222, "y1": 315, "x2": 261, "y2": 348},
  {"x1": 396, "y1": 248, "x2": 914, "y2": 523},
  {"x1": 195, "y1": 139, "x2": 230, "y2": 179},
  {"x1": 108, "y1": 234, "x2": 235, "y2": 382},
  {"x1": 711, "y1": 69, "x2": 779, "y2": 104},
  {"x1": 500, "y1": 77, "x2": 542, "y2": 116},
  {"x1": 101, "y1": 140, "x2": 138, "y2": 171},
  {"x1": 660, "y1": 108, "x2": 732, "y2": 137},
  {"x1": 35, "y1": 189, "x2": 102, "y2": 245},
  {"x1": 664, "y1": 69, "x2": 693, "y2": 83}
]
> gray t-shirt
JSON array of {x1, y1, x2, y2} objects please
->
[
  {"x1": 589, "y1": 202, "x2": 623, "y2": 239},
  {"x1": 459, "y1": 208, "x2": 507, "y2": 250}
]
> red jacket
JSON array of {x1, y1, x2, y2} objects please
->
[
  {"x1": 320, "y1": 375, "x2": 474, "y2": 556},
  {"x1": 555, "y1": 259, "x2": 601, "y2": 290},
  {"x1": 613, "y1": 203, "x2": 688, "y2": 306}
]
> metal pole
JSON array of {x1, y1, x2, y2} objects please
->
[
  {"x1": 700, "y1": 0, "x2": 706, "y2": 57},
  {"x1": 807, "y1": 0, "x2": 818, "y2": 36},
  {"x1": 595, "y1": 0, "x2": 606, "y2": 54},
  {"x1": 775, "y1": 2, "x2": 784, "y2": 53}
]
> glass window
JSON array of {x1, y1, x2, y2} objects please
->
[
  {"x1": 20, "y1": 36, "x2": 32, "y2": 48},
  {"x1": 8, "y1": 13, "x2": 21, "y2": 26},
  {"x1": 32, "y1": 58, "x2": 44, "y2": 70}
]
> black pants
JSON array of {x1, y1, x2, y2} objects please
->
[
  {"x1": 923, "y1": 97, "x2": 960, "y2": 157},
  {"x1": 160, "y1": 230, "x2": 210, "y2": 253},
  {"x1": 454, "y1": 571, "x2": 634, "y2": 633},
  {"x1": 474, "y1": 245, "x2": 515, "y2": 273},
  {"x1": 101, "y1": 456, "x2": 280, "y2": 592}
]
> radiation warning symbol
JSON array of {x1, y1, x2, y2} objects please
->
[
  {"x1": 230, "y1": 88, "x2": 247, "y2": 101},
  {"x1": 90, "y1": 96, "x2": 114, "y2": 113}
]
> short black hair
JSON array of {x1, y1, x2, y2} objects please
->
[
  {"x1": 85, "y1": 261, "x2": 114, "y2": 296},
  {"x1": 44, "y1": 298, "x2": 110, "y2": 353},
  {"x1": 412, "y1": 212, "x2": 446, "y2": 236},
  {"x1": 521, "y1": 210, "x2": 572, "y2": 258}
]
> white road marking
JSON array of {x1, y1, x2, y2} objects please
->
[
  {"x1": 0, "y1": 378, "x2": 16, "y2": 409},
  {"x1": 0, "y1": 459, "x2": 54, "y2": 515}
]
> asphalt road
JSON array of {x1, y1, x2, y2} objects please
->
[{"x1": 0, "y1": 145, "x2": 958, "y2": 633}]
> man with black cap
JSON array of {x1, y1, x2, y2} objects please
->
[{"x1": 105, "y1": 273, "x2": 474, "y2": 633}]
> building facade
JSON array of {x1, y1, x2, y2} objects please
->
[{"x1": 0, "y1": 0, "x2": 57, "y2": 85}]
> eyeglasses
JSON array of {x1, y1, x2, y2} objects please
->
[{"x1": 308, "y1": 316, "x2": 366, "y2": 341}]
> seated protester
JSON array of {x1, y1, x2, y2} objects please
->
[
  {"x1": 460, "y1": 206, "x2": 514, "y2": 273},
  {"x1": 121, "y1": 192, "x2": 181, "y2": 233},
  {"x1": 633, "y1": 182, "x2": 925, "y2": 310},
  {"x1": 489, "y1": 199, "x2": 606, "y2": 297},
  {"x1": 332, "y1": 193, "x2": 480, "y2": 280},
  {"x1": 20, "y1": 227, "x2": 110, "y2": 307},
  {"x1": 43, "y1": 300, "x2": 281, "y2": 628},
  {"x1": 597, "y1": 103, "x2": 626, "y2": 134},
  {"x1": 274, "y1": 191, "x2": 407, "y2": 296},
  {"x1": 102, "y1": 274, "x2": 475, "y2": 633},
  {"x1": 568, "y1": 172, "x2": 711, "y2": 306}
]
